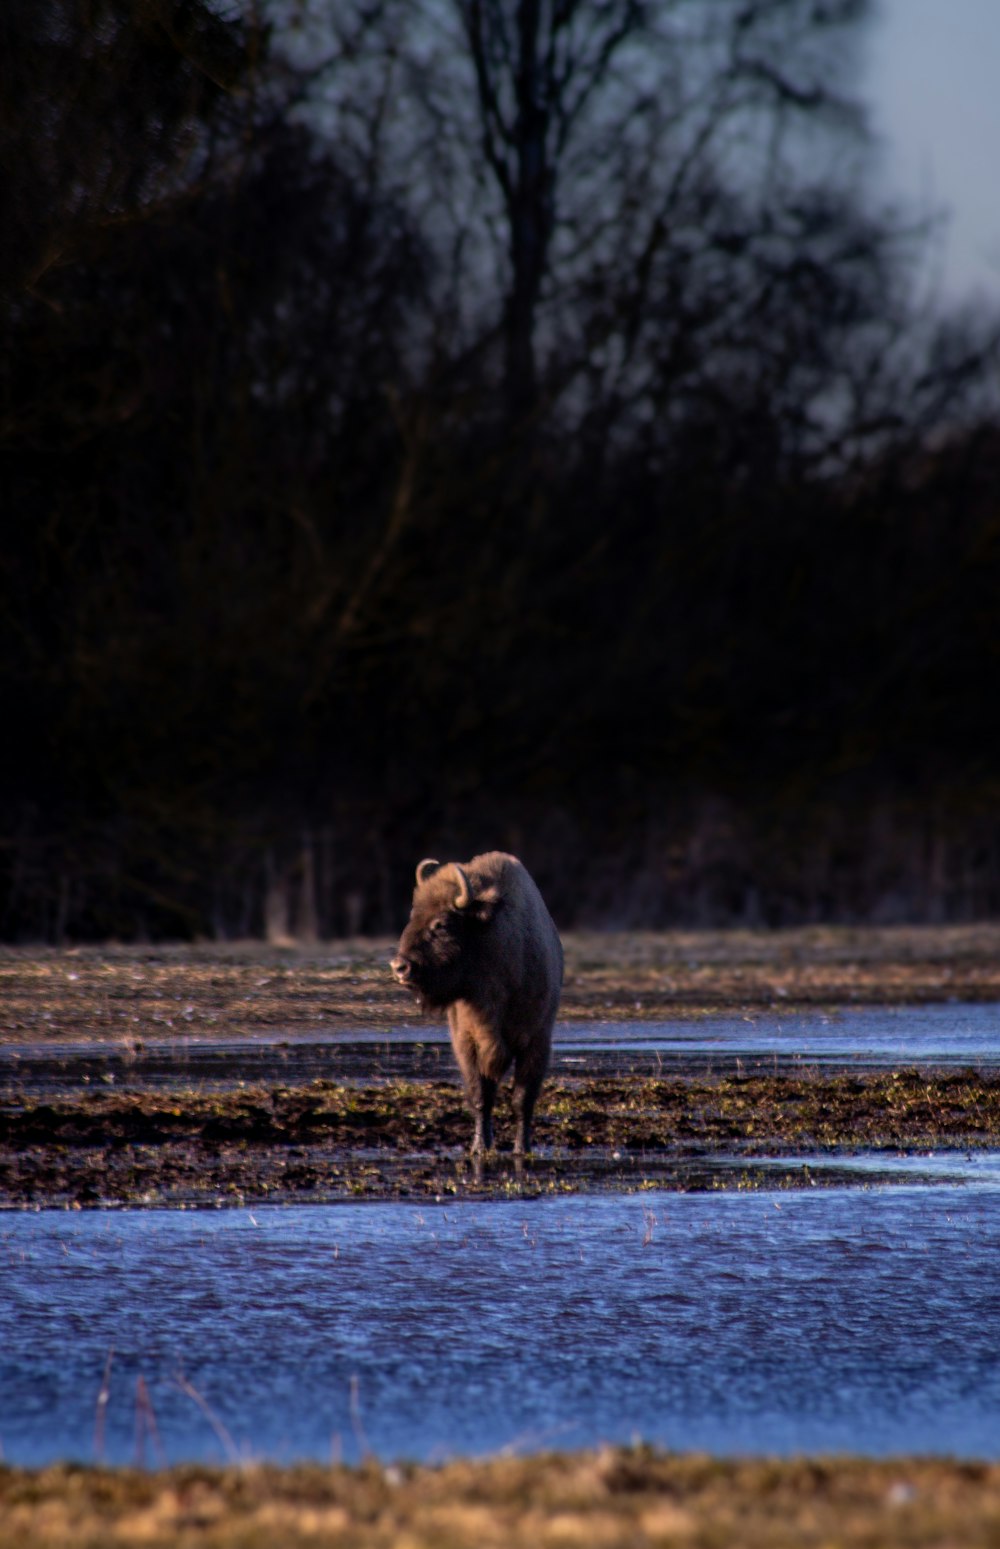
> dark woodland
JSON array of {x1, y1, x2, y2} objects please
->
[{"x1": 3, "y1": 0, "x2": 1000, "y2": 940}]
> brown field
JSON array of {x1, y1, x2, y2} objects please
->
[
  {"x1": 3, "y1": 923, "x2": 1000, "y2": 1047},
  {"x1": 3, "y1": 1450, "x2": 1000, "y2": 1548}
]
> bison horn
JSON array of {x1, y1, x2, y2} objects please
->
[
  {"x1": 452, "y1": 864, "x2": 471, "y2": 910},
  {"x1": 416, "y1": 858, "x2": 441, "y2": 885}
]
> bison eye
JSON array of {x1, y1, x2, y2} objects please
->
[{"x1": 430, "y1": 918, "x2": 448, "y2": 935}]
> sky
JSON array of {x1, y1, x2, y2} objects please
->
[{"x1": 870, "y1": 0, "x2": 1000, "y2": 301}]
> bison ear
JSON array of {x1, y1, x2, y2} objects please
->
[
  {"x1": 470, "y1": 883, "x2": 502, "y2": 923},
  {"x1": 415, "y1": 858, "x2": 441, "y2": 886}
]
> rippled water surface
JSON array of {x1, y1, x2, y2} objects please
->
[
  {"x1": 5, "y1": 1181, "x2": 1000, "y2": 1467},
  {"x1": 5, "y1": 1003, "x2": 1000, "y2": 1092}
]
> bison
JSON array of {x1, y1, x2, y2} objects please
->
[{"x1": 391, "y1": 852, "x2": 563, "y2": 1153}]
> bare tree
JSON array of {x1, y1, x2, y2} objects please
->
[
  {"x1": 264, "y1": 1, "x2": 881, "y2": 422},
  {"x1": 426, "y1": 0, "x2": 874, "y2": 420},
  {"x1": 459, "y1": 0, "x2": 645, "y2": 416}
]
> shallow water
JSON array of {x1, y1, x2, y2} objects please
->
[
  {"x1": 5, "y1": 1179, "x2": 1000, "y2": 1467},
  {"x1": 5, "y1": 1003, "x2": 1000, "y2": 1094}
]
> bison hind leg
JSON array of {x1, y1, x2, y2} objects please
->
[
  {"x1": 511, "y1": 1056, "x2": 547, "y2": 1156},
  {"x1": 473, "y1": 1075, "x2": 498, "y2": 1154}
]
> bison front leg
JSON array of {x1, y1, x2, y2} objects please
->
[{"x1": 450, "y1": 1023, "x2": 498, "y2": 1152}]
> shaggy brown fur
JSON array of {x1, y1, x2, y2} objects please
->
[{"x1": 391, "y1": 852, "x2": 563, "y2": 1152}]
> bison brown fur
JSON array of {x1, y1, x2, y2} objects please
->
[{"x1": 391, "y1": 852, "x2": 563, "y2": 1153}]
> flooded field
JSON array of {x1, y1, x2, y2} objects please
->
[
  {"x1": 6, "y1": 938, "x2": 1000, "y2": 1546},
  {"x1": 4, "y1": 1005, "x2": 1000, "y2": 1207},
  {"x1": 4, "y1": 1179, "x2": 1000, "y2": 1470}
]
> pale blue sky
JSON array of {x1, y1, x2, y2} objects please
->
[{"x1": 870, "y1": 0, "x2": 1000, "y2": 299}]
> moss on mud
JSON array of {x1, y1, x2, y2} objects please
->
[{"x1": 2, "y1": 1068, "x2": 999, "y2": 1206}]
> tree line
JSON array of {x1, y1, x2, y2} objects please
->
[{"x1": 2, "y1": 0, "x2": 1000, "y2": 939}]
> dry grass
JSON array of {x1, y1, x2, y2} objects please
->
[
  {"x1": 4, "y1": 924, "x2": 1000, "y2": 1046},
  {"x1": 3, "y1": 1449, "x2": 1000, "y2": 1548}
]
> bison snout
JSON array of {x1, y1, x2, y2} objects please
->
[{"x1": 391, "y1": 955, "x2": 414, "y2": 985}]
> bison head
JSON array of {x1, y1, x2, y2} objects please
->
[{"x1": 391, "y1": 857, "x2": 499, "y2": 1008}]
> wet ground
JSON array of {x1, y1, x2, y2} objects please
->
[{"x1": 3, "y1": 965, "x2": 1000, "y2": 1205}]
